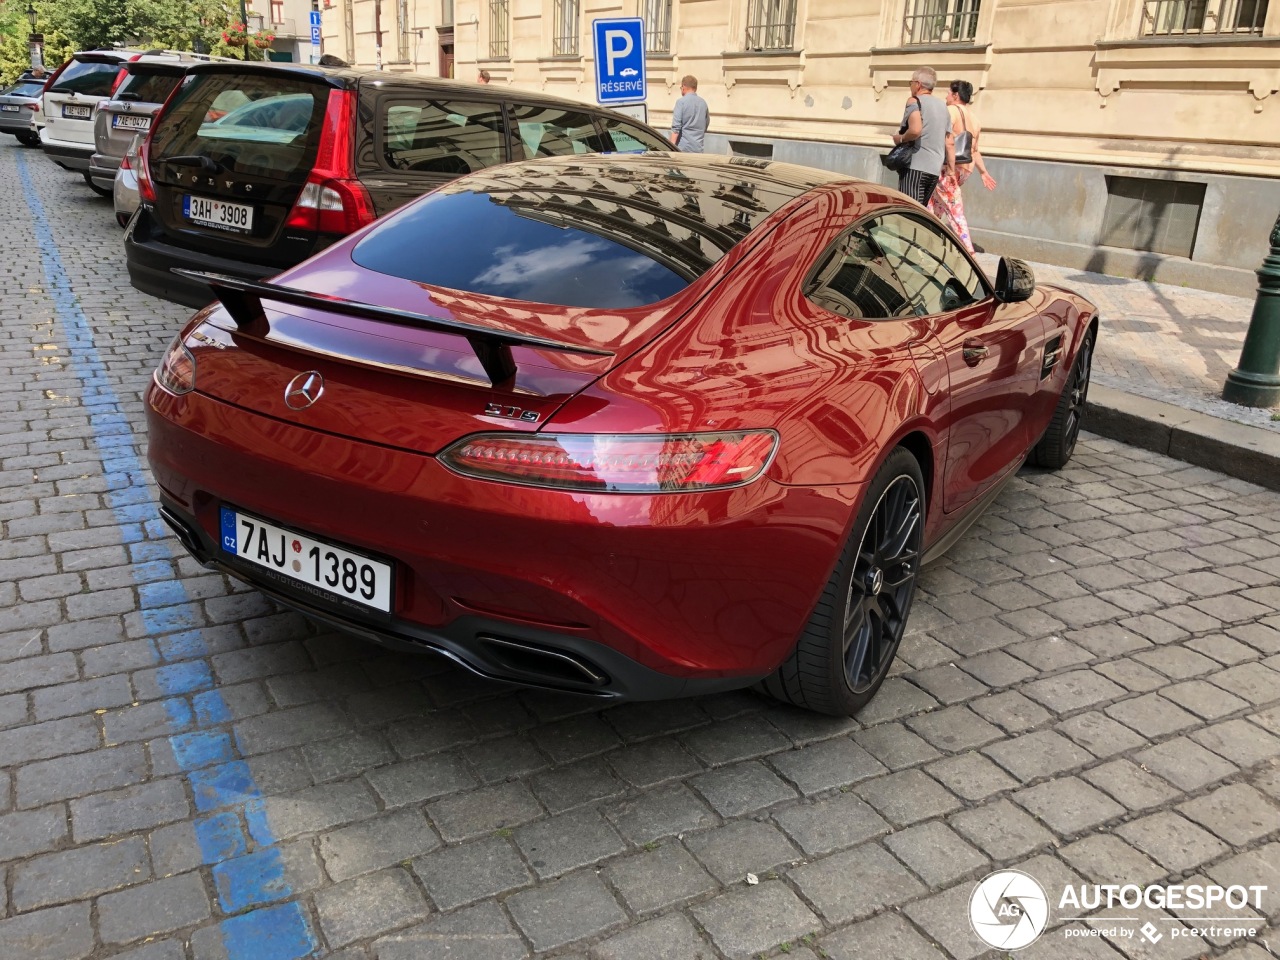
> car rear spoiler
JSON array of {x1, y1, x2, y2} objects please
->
[{"x1": 174, "y1": 269, "x2": 613, "y2": 386}]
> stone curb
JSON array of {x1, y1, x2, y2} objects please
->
[{"x1": 1086, "y1": 383, "x2": 1280, "y2": 491}]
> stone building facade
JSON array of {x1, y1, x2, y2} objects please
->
[{"x1": 320, "y1": 0, "x2": 1280, "y2": 294}]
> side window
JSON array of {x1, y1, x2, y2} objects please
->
[
  {"x1": 597, "y1": 116, "x2": 668, "y2": 153},
  {"x1": 868, "y1": 213, "x2": 985, "y2": 316},
  {"x1": 510, "y1": 105, "x2": 608, "y2": 158},
  {"x1": 379, "y1": 99, "x2": 507, "y2": 175},
  {"x1": 804, "y1": 226, "x2": 913, "y2": 320}
]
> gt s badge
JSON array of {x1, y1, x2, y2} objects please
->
[{"x1": 484, "y1": 403, "x2": 539, "y2": 423}]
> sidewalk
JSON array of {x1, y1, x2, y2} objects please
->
[{"x1": 974, "y1": 253, "x2": 1280, "y2": 491}]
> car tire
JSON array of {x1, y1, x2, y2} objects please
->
[
  {"x1": 83, "y1": 173, "x2": 112, "y2": 198},
  {"x1": 116, "y1": 212, "x2": 130, "y2": 228},
  {"x1": 761, "y1": 446, "x2": 925, "y2": 717},
  {"x1": 1030, "y1": 329, "x2": 1094, "y2": 470},
  {"x1": 17, "y1": 132, "x2": 41, "y2": 147}
]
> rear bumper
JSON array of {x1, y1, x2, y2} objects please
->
[
  {"x1": 39, "y1": 135, "x2": 93, "y2": 171},
  {"x1": 146, "y1": 384, "x2": 858, "y2": 698},
  {"x1": 89, "y1": 152, "x2": 121, "y2": 189},
  {"x1": 125, "y1": 209, "x2": 284, "y2": 308},
  {"x1": 0, "y1": 115, "x2": 37, "y2": 135}
]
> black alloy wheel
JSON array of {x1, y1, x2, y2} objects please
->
[
  {"x1": 1031, "y1": 329, "x2": 1095, "y2": 470},
  {"x1": 761, "y1": 446, "x2": 926, "y2": 716},
  {"x1": 844, "y1": 473, "x2": 923, "y2": 694}
]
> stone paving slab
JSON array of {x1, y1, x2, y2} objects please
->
[{"x1": 2, "y1": 139, "x2": 1280, "y2": 960}]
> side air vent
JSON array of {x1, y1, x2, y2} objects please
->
[{"x1": 1041, "y1": 335, "x2": 1063, "y2": 380}]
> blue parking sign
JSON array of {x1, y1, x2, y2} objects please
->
[
  {"x1": 593, "y1": 18, "x2": 645, "y2": 105},
  {"x1": 309, "y1": 10, "x2": 321, "y2": 27}
]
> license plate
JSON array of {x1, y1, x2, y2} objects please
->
[
  {"x1": 112, "y1": 114, "x2": 150, "y2": 130},
  {"x1": 219, "y1": 507, "x2": 394, "y2": 613},
  {"x1": 0, "y1": 105, "x2": 18, "y2": 113},
  {"x1": 184, "y1": 194, "x2": 253, "y2": 234},
  {"x1": 62, "y1": 103, "x2": 91, "y2": 119}
]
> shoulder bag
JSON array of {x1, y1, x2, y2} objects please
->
[
  {"x1": 881, "y1": 98, "x2": 917, "y2": 173},
  {"x1": 953, "y1": 105, "x2": 973, "y2": 166}
]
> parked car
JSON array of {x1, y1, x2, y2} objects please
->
[
  {"x1": 146, "y1": 152, "x2": 1098, "y2": 717},
  {"x1": 0, "y1": 78, "x2": 45, "y2": 146},
  {"x1": 90, "y1": 55, "x2": 212, "y2": 194},
  {"x1": 114, "y1": 133, "x2": 143, "y2": 227},
  {"x1": 41, "y1": 51, "x2": 142, "y2": 192},
  {"x1": 124, "y1": 61, "x2": 675, "y2": 307}
]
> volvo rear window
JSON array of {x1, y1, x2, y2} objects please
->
[
  {"x1": 50, "y1": 59, "x2": 120, "y2": 96},
  {"x1": 149, "y1": 73, "x2": 327, "y2": 182},
  {"x1": 115, "y1": 69, "x2": 183, "y2": 105}
]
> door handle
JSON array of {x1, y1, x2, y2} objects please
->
[{"x1": 962, "y1": 340, "x2": 989, "y2": 366}]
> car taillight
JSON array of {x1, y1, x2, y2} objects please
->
[
  {"x1": 440, "y1": 431, "x2": 779, "y2": 493},
  {"x1": 136, "y1": 134, "x2": 156, "y2": 204},
  {"x1": 23, "y1": 103, "x2": 38, "y2": 111},
  {"x1": 155, "y1": 336, "x2": 196, "y2": 395},
  {"x1": 283, "y1": 88, "x2": 375, "y2": 235}
]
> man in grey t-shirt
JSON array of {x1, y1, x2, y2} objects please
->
[
  {"x1": 670, "y1": 75, "x2": 710, "y2": 153},
  {"x1": 891, "y1": 67, "x2": 953, "y2": 206}
]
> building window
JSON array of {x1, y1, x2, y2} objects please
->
[
  {"x1": 552, "y1": 0, "x2": 579, "y2": 55},
  {"x1": 901, "y1": 0, "x2": 981, "y2": 45},
  {"x1": 1099, "y1": 176, "x2": 1206, "y2": 258},
  {"x1": 645, "y1": 0, "x2": 672, "y2": 52},
  {"x1": 270, "y1": 0, "x2": 284, "y2": 24},
  {"x1": 489, "y1": 0, "x2": 510, "y2": 56},
  {"x1": 441, "y1": 0, "x2": 454, "y2": 26},
  {"x1": 745, "y1": 0, "x2": 798, "y2": 50},
  {"x1": 1140, "y1": 0, "x2": 1268, "y2": 35}
]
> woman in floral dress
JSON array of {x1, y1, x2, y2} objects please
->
[{"x1": 928, "y1": 80, "x2": 997, "y2": 254}]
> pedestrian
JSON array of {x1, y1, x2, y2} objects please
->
[
  {"x1": 928, "y1": 79, "x2": 998, "y2": 253},
  {"x1": 669, "y1": 75, "x2": 709, "y2": 153},
  {"x1": 891, "y1": 67, "x2": 951, "y2": 206},
  {"x1": 477, "y1": 69, "x2": 490, "y2": 84}
]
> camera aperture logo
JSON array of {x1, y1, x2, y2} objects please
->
[{"x1": 970, "y1": 870, "x2": 1050, "y2": 950}]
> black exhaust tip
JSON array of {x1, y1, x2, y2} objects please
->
[
  {"x1": 158, "y1": 505, "x2": 211, "y2": 563},
  {"x1": 477, "y1": 636, "x2": 610, "y2": 689}
]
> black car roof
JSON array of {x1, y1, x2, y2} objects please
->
[{"x1": 180, "y1": 61, "x2": 654, "y2": 115}]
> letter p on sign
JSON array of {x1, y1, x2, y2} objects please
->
[{"x1": 604, "y1": 29, "x2": 633, "y2": 75}]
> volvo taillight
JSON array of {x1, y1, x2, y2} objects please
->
[
  {"x1": 136, "y1": 133, "x2": 156, "y2": 204},
  {"x1": 283, "y1": 88, "x2": 375, "y2": 235},
  {"x1": 440, "y1": 431, "x2": 779, "y2": 493}
]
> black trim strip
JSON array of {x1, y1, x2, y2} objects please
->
[{"x1": 172, "y1": 268, "x2": 614, "y2": 387}]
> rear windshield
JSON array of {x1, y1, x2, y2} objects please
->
[
  {"x1": 352, "y1": 188, "x2": 689, "y2": 309},
  {"x1": 150, "y1": 72, "x2": 327, "y2": 182},
  {"x1": 50, "y1": 59, "x2": 121, "y2": 96},
  {"x1": 115, "y1": 70, "x2": 182, "y2": 105},
  {"x1": 7, "y1": 82, "x2": 45, "y2": 98}
]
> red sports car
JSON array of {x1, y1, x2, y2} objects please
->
[{"x1": 147, "y1": 153, "x2": 1097, "y2": 716}]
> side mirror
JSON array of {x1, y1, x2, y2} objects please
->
[{"x1": 994, "y1": 257, "x2": 1035, "y2": 304}]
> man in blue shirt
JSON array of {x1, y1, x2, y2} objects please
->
[{"x1": 669, "y1": 75, "x2": 710, "y2": 153}]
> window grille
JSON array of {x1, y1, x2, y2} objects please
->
[
  {"x1": 745, "y1": 0, "x2": 798, "y2": 50},
  {"x1": 645, "y1": 0, "x2": 672, "y2": 52},
  {"x1": 1141, "y1": 0, "x2": 1267, "y2": 35},
  {"x1": 553, "y1": 0, "x2": 579, "y2": 55},
  {"x1": 489, "y1": 0, "x2": 510, "y2": 56},
  {"x1": 901, "y1": 0, "x2": 981, "y2": 45}
]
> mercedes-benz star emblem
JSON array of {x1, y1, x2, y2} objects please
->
[{"x1": 284, "y1": 371, "x2": 325, "y2": 410}]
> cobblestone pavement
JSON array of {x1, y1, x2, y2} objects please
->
[
  {"x1": 971, "y1": 253, "x2": 1278, "y2": 435},
  {"x1": 3, "y1": 137, "x2": 1280, "y2": 960}
]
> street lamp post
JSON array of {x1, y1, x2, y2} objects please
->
[
  {"x1": 240, "y1": 0, "x2": 251, "y2": 59},
  {"x1": 26, "y1": 3, "x2": 43, "y2": 71},
  {"x1": 1223, "y1": 211, "x2": 1280, "y2": 409}
]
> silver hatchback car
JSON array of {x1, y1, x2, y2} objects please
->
[{"x1": 90, "y1": 54, "x2": 222, "y2": 194}]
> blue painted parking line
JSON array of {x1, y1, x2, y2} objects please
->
[{"x1": 16, "y1": 150, "x2": 320, "y2": 960}]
